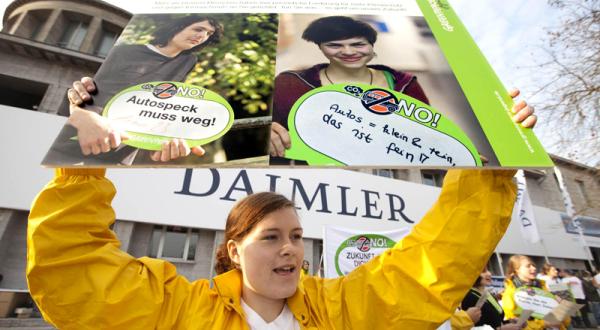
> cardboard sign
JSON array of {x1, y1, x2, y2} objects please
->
[
  {"x1": 285, "y1": 84, "x2": 481, "y2": 166},
  {"x1": 103, "y1": 81, "x2": 234, "y2": 150},
  {"x1": 514, "y1": 286, "x2": 559, "y2": 319}
]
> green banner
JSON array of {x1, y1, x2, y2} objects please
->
[{"x1": 416, "y1": 0, "x2": 553, "y2": 167}]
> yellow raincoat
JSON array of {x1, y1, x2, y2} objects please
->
[{"x1": 27, "y1": 169, "x2": 516, "y2": 329}]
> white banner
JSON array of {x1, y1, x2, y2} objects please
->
[
  {"x1": 323, "y1": 225, "x2": 410, "y2": 278},
  {"x1": 512, "y1": 170, "x2": 540, "y2": 243}
]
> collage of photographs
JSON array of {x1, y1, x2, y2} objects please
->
[{"x1": 41, "y1": 10, "x2": 549, "y2": 168}]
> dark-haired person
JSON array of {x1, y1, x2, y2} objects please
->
[
  {"x1": 45, "y1": 15, "x2": 224, "y2": 165},
  {"x1": 461, "y1": 268, "x2": 522, "y2": 329},
  {"x1": 28, "y1": 167, "x2": 519, "y2": 328},
  {"x1": 269, "y1": 16, "x2": 536, "y2": 162}
]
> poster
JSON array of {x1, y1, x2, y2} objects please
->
[
  {"x1": 41, "y1": 0, "x2": 552, "y2": 168},
  {"x1": 42, "y1": 13, "x2": 277, "y2": 167},
  {"x1": 323, "y1": 225, "x2": 410, "y2": 278}
]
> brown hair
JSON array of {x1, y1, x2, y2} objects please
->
[
  {"x1": 214, "y1": 192, "x2": 296, "y2": 275},
  {"x1": 542, "y1": 263, "x2": 556, "y2": 275},
  {"x1": 506, "y1": 255, "x2": 534, "y2": 278}
]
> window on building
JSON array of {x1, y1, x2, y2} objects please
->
[
  {"x1": 95, "y1": 27, "x2": 118, "y2": 57},
  {"x1": 575, "y1": 179, "x2": 590, "y2": 205},
  {"x1": 58, "y1": 20, "x2": 89, "y2": 50},
  {"x1": 373, "y1": 169, "x2": 393, "y2": 178},
  {"x1": 421, "y1": 170, "x2": 446, "y2": 187},
  {"x1": 0, "y1": 74, "x2": 48, "y2": 111},
  {"x1": 149, "y1": 226, "x2": 199, "y2": 262}
]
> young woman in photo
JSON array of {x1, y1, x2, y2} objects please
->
[
  {"x1": 45, "y1": 15, "x2": 223, "y2": 165},
  {"x1": 269, "y1": 16, "x2": 535, "y2": 161}
]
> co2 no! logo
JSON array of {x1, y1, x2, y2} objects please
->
[
  {"x1": 152, "y1": 82, "x2": 178, "y2": 99},
  {"x1": 354, "y1": 236, "x2": 371, "y2": 252},
  {"x1": 361, "y1": 88, "x2": 399, "y2": 115}
]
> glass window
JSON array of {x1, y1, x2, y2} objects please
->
[
  {"x1": 95, "y1": 29, "x2": 117, "y2": 57},
  {"x1": 575, "y1": 179, "x2": 590, "y2": 205},
  {"x1": 149, "y1": 226, "x2": 199, "y2": 261},
  {"x1": 421, "y1": 170, "x2": 446, "y2": 187},
  {"x1": 58, "y1": 20, "x2": 88, "y2": 50},
  {"x1": 373, "y1": 169, "x2": 393, "y2": 178}
]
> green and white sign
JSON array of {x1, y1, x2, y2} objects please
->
[
  {"x1": 415, "y1": 0, "x2": 552, "y2": 167},
  {"x1": 514, "y1": 286, "x2": 559, "y2": 319},
  {"x1": 285, "y1": 83, "x2": 481, "y2": 166},
  {"x1": 103, "y1": 81, "x2": 234, "y2": 150},
  {"x1": 324, "y1": 226, "x2": 410, "y2": 278}
]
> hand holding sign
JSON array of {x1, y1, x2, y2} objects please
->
[{"x1": 67, "y1": 104, "x2": 130, "y2": 156}]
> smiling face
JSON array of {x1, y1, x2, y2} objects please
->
[
  {"x1": 319, "y1": 37, "x2": 374, "y2": 69},
  {"x1": 169, "y1": 20, "x2": 216, "y2": 51},
  {"x1": 228, "y1": 207, "x2": 304, "y2": 302},
  {"x1": 516, "y1": 258, "x2": 537, "y2": 282}
]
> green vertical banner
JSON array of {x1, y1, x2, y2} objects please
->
[{"x1": 416, "y1": 0, "x2": 553, "y2": 167}]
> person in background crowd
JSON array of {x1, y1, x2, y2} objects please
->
[
  {"x1": 539, "y1": 263, "x2": 561, "y2": 286},
  {"x1": 301, "y1": 260, "x2": 310, "y2": 276},
  {"x1": 562, "y1": 269, "x2": 592, "y2": 328},
  {"x1": 462, "y1": 267, "x2": 522, "y2": 329},
  {"x1": 581, "y1": 270, "x2": 600, "y2": 326},
  {"x1": 502, "y1": 255, "x2": 567, "y2": 330}
]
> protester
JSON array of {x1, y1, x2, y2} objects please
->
[
  {"x1": 502, "y1": 255, "x2": 567, "y2": 330},
  {"x1": 28, "y1": 168, "x2": 518, "y2": 329},
  {"x1": 539, "y1": 263, "x2": 561, "y2": 286},
  {"x1": 462, "y1": 268, "x2": 521, "y2": 329},
  {"x1": 582, "y1": 270, "x2": 600, "y2": 325},
  {"x1": 301, "y1": 260, "x2": 310, "y2": 276},
  {"x1": 562, "y1": 269, "x2": 592, "y2": 328}
]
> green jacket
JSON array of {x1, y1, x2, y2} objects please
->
[{"x1": 27, "y1": 169, "x2": 516, "y2": 329}]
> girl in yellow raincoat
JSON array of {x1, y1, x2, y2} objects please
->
[{"x1": 26, "y1": 168, "x2": 516, "y2": 330}]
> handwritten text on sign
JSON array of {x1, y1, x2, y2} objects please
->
[
  {"x1": 104, "y1": 81, "x2": 234, "y2": 150},
  {"x1": 514, "y1": 286, "x2": 559, "y2": 319},
  {"x1": 288, "y1": 84, "x2": 479, "y2": 166}
]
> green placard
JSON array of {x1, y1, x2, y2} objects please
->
[
  {"x1": 514, "y1": 286, "x2": 558, "y2": 319},
  {"x1": 416, "y1": 0, "x2": 553, "y2": 167},
  {"x1": 285, "y1": 83, "x2": 482, "y2": 167},
  {"x1": 102, "y1": 81, "x2": 234, "y2": 150},
  {"x1": 334, "y1": 234, "x2": 396, "y2": 276}
]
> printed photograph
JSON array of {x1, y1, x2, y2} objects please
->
[{"x1": 42, "y1": 13, "x2": 277, "y2": 167}]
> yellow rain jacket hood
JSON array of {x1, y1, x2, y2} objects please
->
[{"x1": 27, "y1": 169, "x2": 516, "y2": 329}]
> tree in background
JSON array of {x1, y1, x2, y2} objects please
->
[{"x1": 534, "y1": 0, "x2": 599, "y2": 165}]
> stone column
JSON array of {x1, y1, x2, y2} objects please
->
[
  {"x1": 79, "y1": 16, "x2": 102, "y2": 54},
  {"x1": 35, "y1": 9, "x2": 61, "y2": 43},
  {"x1": 6, "y1": 12, "x2": 25, "y2": 35}
]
